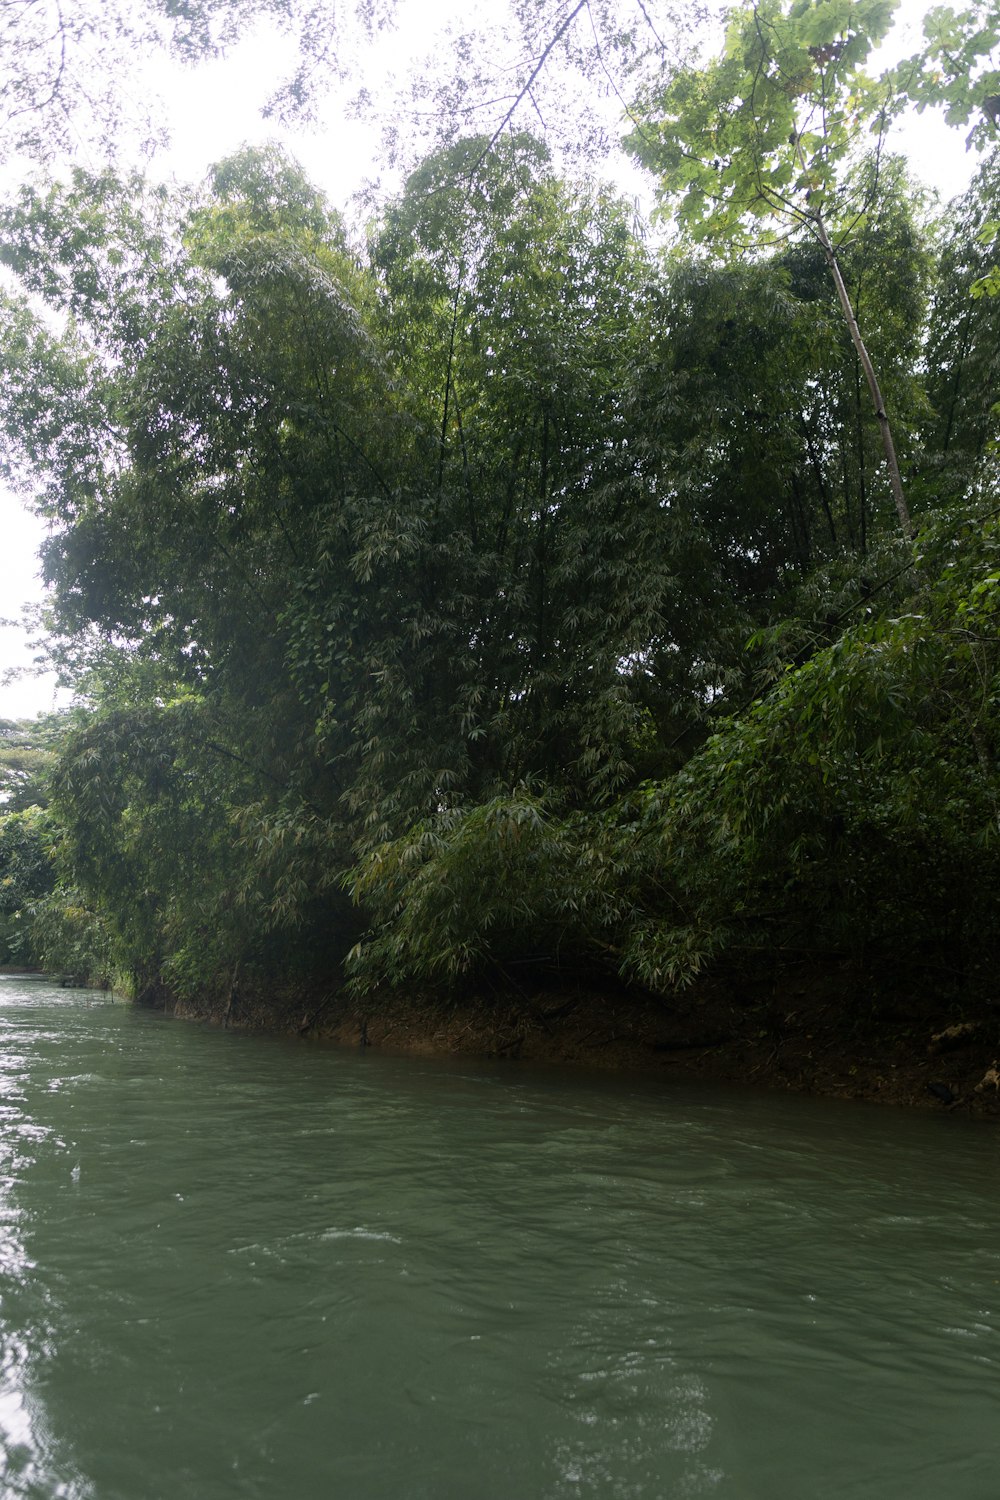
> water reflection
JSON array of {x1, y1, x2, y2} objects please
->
[{"x1": 0, "y1": 1011, "x2": 93, "y2": 1498}]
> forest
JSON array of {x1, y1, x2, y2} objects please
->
[{"x1": 1, "y1": 0, "x2": 1000, "y2": 1088}]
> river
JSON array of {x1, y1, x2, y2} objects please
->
[{"x1": 0, "y1": 972, "x2": 998, "y2": 1498}]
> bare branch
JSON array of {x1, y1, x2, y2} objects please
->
[{"x1": 466, "y1": 0, "x2": 588, "y2": 180}]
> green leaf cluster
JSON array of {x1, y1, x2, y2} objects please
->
[
  {"x1": 626, "y1": 0, "x2": 902, "y2": 246},
  {"x1": 0, "y1": 124, "x2": 995, "y2": 1009}
]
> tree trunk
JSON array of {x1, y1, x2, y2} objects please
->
[{"x1": 813, "y1": 214, "x2": 914, "y2": 543}]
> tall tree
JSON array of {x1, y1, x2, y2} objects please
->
[
  {"x1": 0, "y1": 142, "x2": 675, "y2": 986},
  {"x1": 367, "y1": 135, "x2": 666, "y2": 808},
  {"x1": 624, "y1": 0, "x2": 997, "y2": 544}
]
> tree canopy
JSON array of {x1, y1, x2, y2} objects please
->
[{"x1": 0, "y1": 1, "x2": 999, "y2": 1033}]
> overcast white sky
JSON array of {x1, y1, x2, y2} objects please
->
[{"x1": 0, "y1": 0, "x2": 990, "y2": 719}]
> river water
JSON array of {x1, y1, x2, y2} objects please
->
[{"x1": 0, "y1": 973, "x2": 998, "y2": 1499}]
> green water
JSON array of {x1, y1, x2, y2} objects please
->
[{"x1": 0, "y1": 973, "x2": 998, "y2": 1498}]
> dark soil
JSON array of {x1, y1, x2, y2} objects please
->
[{"x1": 158, "y1": 958, "x2": 1000, "y2": 1118}]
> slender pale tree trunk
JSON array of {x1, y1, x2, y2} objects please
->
[{"x1": 813, "y1": 213, "x2": 914, "y2": 543}]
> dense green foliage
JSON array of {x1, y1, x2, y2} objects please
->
[
  {"x1": 1, "y1": 0, "x2": 1000, "y2": 1021},
  {"x1": 0, "y1": 715, "x2": 111, "y2": 978},
  {"x1": 0, "y1": 806, "x2": 56, "y2": 965}
]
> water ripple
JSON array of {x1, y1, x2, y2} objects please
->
[{"x1": 0, "y1": 974, "x2": 998, "y2": 1498}]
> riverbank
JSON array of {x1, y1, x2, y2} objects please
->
[{"x1": 157, "y1": 959, "x2": 1000, "y2": 1118}]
